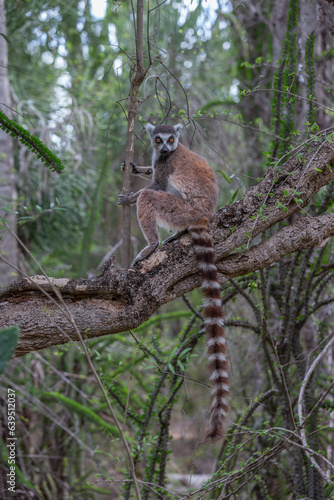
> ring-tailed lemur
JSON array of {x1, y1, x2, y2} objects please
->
[{"x1": 118, "y1": 123, "x2": 229, "y2": 439}]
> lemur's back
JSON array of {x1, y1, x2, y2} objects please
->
[{"x1": 163, "y1": 143, "x2": 218, "y2": 217}]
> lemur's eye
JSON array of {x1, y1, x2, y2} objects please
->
[
  {"x1": 156, "y1": 137, "x2": 161, "y2": 143},
  {"x1": 169, "y1": 138, "x2": 174, "y2": 143}
]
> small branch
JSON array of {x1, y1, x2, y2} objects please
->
[
  {"x1": 121, "y1": 0, "x2": 151, "y2": 270},
  {"x1": 297, "y1": 331, "x2": 334, "y2": 485},
  {"x1": 247, "y1": 86, "x2": 334, "y2": 114},
  {"x1": 216, "y1": 388, "x2": 279, "y2": 472}
]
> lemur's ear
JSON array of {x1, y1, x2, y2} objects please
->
[
  {"x1": 145, "y1": 123, "x2": 155, "y2": 136},
  {"x1": 174, "y1": 123, "x2": 183, "y2": 134}
]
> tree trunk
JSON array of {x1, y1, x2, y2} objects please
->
[
  {"x1": 0, "y1": 0, "x2": 18, "y2": 286},
  {"x1": 121, "y1": 0, "x2": 148, "y2": 269}
]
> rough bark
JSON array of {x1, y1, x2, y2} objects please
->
[
  {"x1": 0, "y1": 0, "x2": 18, "y2": 285},
  {"x1": 1, "y1": 129, "x2": 334, "y2": 356}
]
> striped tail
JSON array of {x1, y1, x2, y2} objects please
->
[{"x1": 189, "y1": 220, "x2": 229, "y2": 440}]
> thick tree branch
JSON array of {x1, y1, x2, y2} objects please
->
[{"x1": 1, "y1": 131, "x2": 334, "y2": 356}]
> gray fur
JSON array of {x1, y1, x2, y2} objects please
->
[
  {"x1": 146, "y1": 123, "x2": 183, "y2": 163},
  {"x1": 145, "y1": 123, "x2": 155, "y2": 135}
]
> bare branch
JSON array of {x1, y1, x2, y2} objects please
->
[
  {"x1": 121, "y1": 0, "x2": 151, "y2": 269},
  {"x1": 297, "y1": 331, "x2": 334, "y2": 485}
]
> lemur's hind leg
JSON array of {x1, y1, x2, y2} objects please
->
[
  {"x1": 133, "y1": 189, "x2": 200, "y2": 266},
  {"x1": 132, "y1": 241, "x2": 159, "y2": 266},
  {"x1": 132, "y1": 190, "x2": 161, "y2": 266},
  {"x1": 162, "y1": 229, "x2": 188, "y2": 246}
]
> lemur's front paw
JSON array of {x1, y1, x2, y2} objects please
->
[
  {"x1": 118, "y1": 193, "x2": 133, "y2": 205},
  {"x1": 130, "y1": 161, "x2": 140, "y2": 174},
  {"x1": 121, "y1": 161, "x2": 140, "y2": 175}
]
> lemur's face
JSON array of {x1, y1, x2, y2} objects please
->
[{"x1": 146, "y1": 123, "x2": 183, "y2": 157}]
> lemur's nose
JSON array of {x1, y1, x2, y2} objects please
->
[{"x1": 161, "y1": 145, "x2": 169, "y2": 153}]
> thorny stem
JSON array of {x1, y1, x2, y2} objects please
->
[{"x1": 248, "y1": 86, "x2": 334, "y2": 114}]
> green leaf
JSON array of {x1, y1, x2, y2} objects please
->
[
  {"x1": 0, "y1": 326, "x2": 20, "y2": 375},
  {"x1": 43, "y1": 392, "x2": 120, "y2": 436},
  {"x1": 217, "y1": 170, "x2": 231, "y2": 184},
  {"x1": 0, "y1": 33, "x2": 14, "y2": 48},
  {"x1": 177, "y1": 360, "x2": 184, "y2": 371},
  {"x1": 228, "y1": 188, "x2": 240, "y2": 205}
]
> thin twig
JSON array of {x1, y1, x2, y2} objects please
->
[{"x1": 297, "y1": 332, "x2": 334, "y2": 485}]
